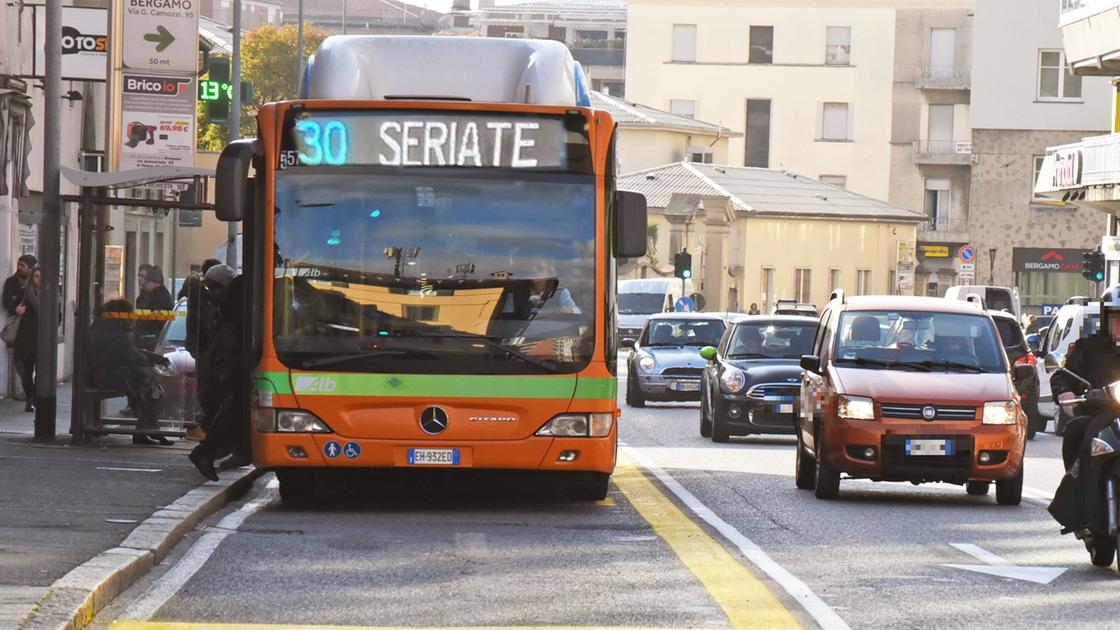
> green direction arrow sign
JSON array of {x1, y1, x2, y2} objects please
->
[{"x1": 143, "y1": 25, "x2": 176, "y2": 52}]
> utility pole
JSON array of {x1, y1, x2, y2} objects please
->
[
  {"x1": 227, "y1": 0, "x2": 242, "y2": 269},
  {"x1": 36, "y1": 0, "x2": 63, "y2": 440},
  {"x1": 297, "y1": 0, "x2": 305, "y2": 77}
]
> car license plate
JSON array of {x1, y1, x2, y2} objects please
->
[
  {"x1": 777, "y1": 403, "x2": 793, "y2": 414},
  {"x1": 905, "y1": 439, "x2": 954, "y2": 456},
  {"x1": 672, "y1": 381, "x2": 700, "y2": 392},
  {"x1": 407, "y1": 448, "x2": 460, "y2": 465}
]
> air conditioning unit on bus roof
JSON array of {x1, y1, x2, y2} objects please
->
[{"x1": 303, "y1": 36, "x2": 592, "y2": 108}]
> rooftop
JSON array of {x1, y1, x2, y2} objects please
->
[
  {"x1": 619, "y1": 163, "x2": 927, "y2": 224},
  {"x1": 476, "y1": 0, "x2": 626, "y2": 16},
  {"x1": 591, "y1": 92, "x2": 737, "y2": 137}
]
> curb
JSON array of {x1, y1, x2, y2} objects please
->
[{"x1": 19, "y1": 466, "x2": 265, "y2": 630}]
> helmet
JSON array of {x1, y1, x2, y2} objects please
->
[
  {"x1": 1101, "y1": 284, "x2": 1120, "y2": 345},
  {"x1": 203, "y1": 263, "x2": 236, "y2": 288}
]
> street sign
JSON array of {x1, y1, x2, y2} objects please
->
[
  {"x1": 674, "y1": 296, "x2": 695, "y2": 312},
  {"x1": 958, "y1": 245, "x2": 977, "y2": 263},
  {"x1": 119, "y1": 74, "x2": 196, "y2": 170},
  {"x1": 122, "y1": 0, "x2": 199, "y2": 72},
  {"x1": 1041, "y1": 303, "x2": 1062, "y2": 316},
  {"x1": 958, "y1": 263, "x2": 975, "y2": 272},
  {"x1": 31, "y1": 6, "x2": 108, "y2": 82}
]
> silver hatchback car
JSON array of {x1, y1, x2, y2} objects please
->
[{"x1": 626, "y1": 312, "x2": 733, "y2": 406}]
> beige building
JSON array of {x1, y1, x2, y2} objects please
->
[
  {"x1": 591, "y1": 92, "x2": 737, "y2": 172},
  {"x1": 625, "y1": 0, "x2": 975, "y2": 294},
  {"x1": 620, "y1": 163, "x2": 925, "y2": 312}
]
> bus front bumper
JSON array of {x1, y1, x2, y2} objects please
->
[{"x1": 252, "y1": 432, "x2": 617, "y2": 474}]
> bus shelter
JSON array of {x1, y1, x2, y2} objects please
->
[{"x1": 60, "y1": 166, "x2": 224, "y2": 444}]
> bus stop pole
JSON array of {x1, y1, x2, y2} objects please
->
[
  {"x1": 35, "y1": 0, "x2": 63, "y2": 440},
  {"x1": 227, "y1": 0, "x2": 242, "y2": 268},
  {"x1": 70, "y1": 187, "x2": 96, "y2": 443}
]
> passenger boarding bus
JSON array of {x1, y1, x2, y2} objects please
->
[{"x1": 213, "y1": 36, "x2": 647, "y2": 502}]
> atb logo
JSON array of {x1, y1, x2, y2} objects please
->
[{"x1": 295, "y1": 375, "x2": 337, "y2": 393}]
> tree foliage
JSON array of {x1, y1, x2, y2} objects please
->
[{"x1": 197, "y1": 23, "x2": 328, "y2": 151}]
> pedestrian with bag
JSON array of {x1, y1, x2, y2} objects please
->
[
  {"x1": 2, "y1": 254, "x2": 36, "y2": 349},
  {"x1": 13, "y1": 267, "x2": 40, "y2": 412}
]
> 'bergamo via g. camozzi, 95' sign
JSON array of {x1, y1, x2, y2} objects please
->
[{"x1": 122, "y1": 0, "x2": 199, "y2": 73}]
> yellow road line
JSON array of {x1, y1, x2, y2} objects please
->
[
  {"x1": 612, "y1": 457, "x2": 801, "y2": 630},
  {"x1": 112, "y1": 625, "x2": 683, "y2": 630}
]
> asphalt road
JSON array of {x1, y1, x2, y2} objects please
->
[{"x1": 94, "y1": 363, "x2": 1120, "y2": 630}]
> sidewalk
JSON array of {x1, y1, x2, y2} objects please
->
[{"x1": 0, "y1": 384, "x2": 259, "y2": 628}]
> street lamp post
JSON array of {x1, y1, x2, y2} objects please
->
[{"x1": 227, "y1": 0, "x2": 242, "y2": 269}]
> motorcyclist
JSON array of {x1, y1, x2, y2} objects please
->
[{"x1": 1050, "y1": 284, "x2": 1120, "y2": 471}]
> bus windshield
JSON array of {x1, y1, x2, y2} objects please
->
[{"x1": 272, "y1": 169, "x2": 596, "y2": 374}]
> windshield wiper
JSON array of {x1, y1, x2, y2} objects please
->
[
  {"x1": 909, "y1": 359, "x2": 985, "y2": 373},
  {"x1": 728, "y1": 352, "x2": 767, "y2": 359},
  {"x1": 395, "y1": 332, "x2": 559, "y2": 373},
  {"x1": 835, "y1": 356, "x2": 895, "y2": 369},
  {"x1": 299, "y1": 349, "x2": 415, "y2": 369}
]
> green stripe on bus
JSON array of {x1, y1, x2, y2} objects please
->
[{"x1": 257, "y1": 371, "x2": 616, "y2": 400}]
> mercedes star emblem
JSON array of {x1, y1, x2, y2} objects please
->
[{"x1": 420, "y1": 406, "x2": 449, "y2": 435}]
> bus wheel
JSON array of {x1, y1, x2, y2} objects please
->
[
  {"x1": 277, "y1": 469, "x2": 315, "y2": 504},
  {"x1": 569, "y1": 473, "x2": 610, "y2": 501}
]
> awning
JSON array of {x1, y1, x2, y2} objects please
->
[{"x1": 61, "y1": 166, "x2": 215, "y2": 189}]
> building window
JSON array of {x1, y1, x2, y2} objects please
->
[
  {"x1": 924, "y1": 178, "x2": 952, "y2": 229},
  {"x1": 600, "y1": 80, "x2": 624, "y2": 97},
  {"x1": 689, "y1": 147, "x2": 714, "y2": 163},
  {"x1": 672, "y1": 24, "x2": 697, "y2": 62},
  {"x1": 576, "y1": 30, "x2": 608, "y2": 41},
  {"x1": 749, "y1": 26, "x2": 773, "y2": 64},
  {"x1": 857, "y1": 269, "x2": 872, "y2": 295},
  {"x1": 829, "y1": 268, "x2": 841, "y2": 294},
  {"x1": 404, "y1": 305, "x2": 440, "y2": 321},
  {"x1": 745, "y1": 99, "x2": 771, "y2": 168},
  {"x1": 795, "y1": 268, "x2": 812, "y2": 303},
  {"x1": 761, "y1": 266, "x2": 774, "y2": 306},
  {"x1": 1038, "y1": 49, "x2": 1082, "y2": 100},
  {"x1": 821, "y1": 102, "x2": 849, "y2": 141},
  {"x1": 819, "y1": 174, "x2": 847, "y2": 188},
  {"x1": 670, "y1": 99, "x2": 696, "y2": 119},
  {"x1": 826, "y1": 26, "x2": 851, "y2": 65}
]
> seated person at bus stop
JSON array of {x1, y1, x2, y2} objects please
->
[{"x1": 90, "y1": 299, "x2": 172, "y2": 446}]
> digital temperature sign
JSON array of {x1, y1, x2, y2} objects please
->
[{"x1": 280, "y1": 111, "x2": 587, "y2": 171}]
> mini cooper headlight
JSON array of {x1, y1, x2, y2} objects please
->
[
  {"x1": 719, "y1": 367, "x2": 746, "y2": 393},
  {"x1": 638, "y1": 354, "x2": 656, "y2": 371}
]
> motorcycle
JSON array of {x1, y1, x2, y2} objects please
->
[{"x1": 1048, "y1": 367, "x2": 1120, "y2": 569}]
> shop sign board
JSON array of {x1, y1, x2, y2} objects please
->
[
  {"x1": 29, "y1": 6, "x2": 109, "y2": 81},
  {"x1": 119, "y1": 74, "x2": 196, "y2": 172},
  {"x1": 1011, "y1": 248, "x2": 1084, "y2": 274},
  {"x1": 1103, "y1": 236, "x2": 1120, "y2": 261},
  {"x1": 920, "y1": 245, "x2": 949, "y2": 258}
]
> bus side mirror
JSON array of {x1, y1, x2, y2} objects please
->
[
  {"x1": 216, "y1": 139, "x2": 260, "y2": 222},
  {"x1": 614, "y1": 190, "x2": 647, "y2": 259}
]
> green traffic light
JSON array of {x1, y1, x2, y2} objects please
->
[
  {"x1": 1096, "y1": 271, "x2": 1105, "y2": 281},
  {"x1": 682, "y1": 269, "x2": 692, "y2": 279}
]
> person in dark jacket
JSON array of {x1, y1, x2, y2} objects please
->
[
  {"x1": 134, "y1": 266, "x2": 174, "y2": 351},
  {"x1": 91, "y1": 299, "x2": 172, "y2": 446},
  {"x1": 13, "y1": 267, "x2": 40, "y2": 412},
  {"x1": 1050, "y1": 285, "x2": 1120, "y2": 470},
  {"x1": 189, "y1": 272, "x2": 247, "y2": 480},
  {"x1": 2, "y1": 254, "x2": 36, "y2": 317}
]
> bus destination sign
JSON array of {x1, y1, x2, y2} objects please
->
[{"x1": 281, "y1": 111, "x2": 577, "y2": 170}]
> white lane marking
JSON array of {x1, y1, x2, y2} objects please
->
[
  {"x1": 944, "y1": 543, "x2": 1068, "y2": 585},
  {"x1": 96, "y1": 467, "x2": 163, "y2": 473},
  {"x1": 622, "y1": 447, "x2": 850, "y2": 630},
  {"x1": 120, "y1": 477, "x2": 278, "y2": 621}
]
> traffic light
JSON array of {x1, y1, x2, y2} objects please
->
[
  {"x1": 1082, "y1": 248, "x2": 1106, "y2": 282},
  {"x1": 674, "y1": 251, "x2": 693, "y2": 280}
]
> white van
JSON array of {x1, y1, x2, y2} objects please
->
[
  {"x1": 618, "y1": 277, "x2": 694, "y2": 346},
  {"x1": 1035, "y1": 300, "x2": 1100, "y2": 431},
  {"x1": 944, "y1": 285, "x2": 1021, "y2": 321}
]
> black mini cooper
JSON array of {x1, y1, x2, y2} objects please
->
[{"x1": 699, "y1": 315, "x2": 818, "y2": 442}]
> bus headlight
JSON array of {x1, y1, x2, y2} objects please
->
[
  {"x1": 254, "y1": 409, "x2": 333, "y2": 433},
  {"x1": 982, "y1": 401, "x2": 1018, "y2": 425},
  {"x1": 536, "y1": 413, "x2": 613, "y2": 437}
]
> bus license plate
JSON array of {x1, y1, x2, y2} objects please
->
[
  {"x1": 408, "y1": 448, "x2": 460, "y2": 465},
  {"x1": 905, "y1": 439, "x2": 954, "y2": 456}
]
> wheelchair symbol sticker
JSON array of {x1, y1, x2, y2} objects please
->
[
  {"x1": 343, "y1": 442, "x2": 361, "y2": 459},
  {"x1": 324, "y1": 441, "x2": 341, "y2": 459}
]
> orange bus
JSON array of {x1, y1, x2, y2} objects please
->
[{"x1": 214, "y1": 36, "x2": 647, "y2": 502}]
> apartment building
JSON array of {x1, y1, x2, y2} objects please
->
[
  {"x1": 969, "y1": 0, "x2": 1110, "y2": 309},
  {"x1": 451, "y1": 0, "x2": 628, "y2": 95}
]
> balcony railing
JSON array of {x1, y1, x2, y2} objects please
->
[
  {"x1": 912, "y1": 140, "x2": 972, "y2": 166},
  {"x1": 918, "y1": 220, "x2": 969, "y2": 242},
  {"x1": 915, "y1": 65, "x2": 971, "y2": 90}
]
